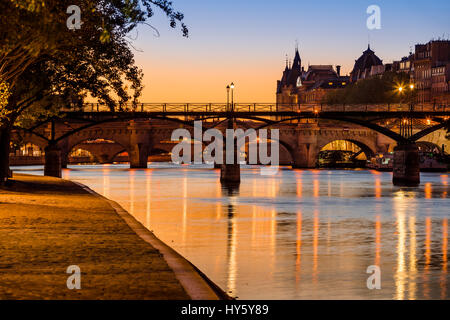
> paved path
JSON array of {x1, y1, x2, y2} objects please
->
[{"x1": 0, "y1": 174, "x2": 217, "y2": 299}]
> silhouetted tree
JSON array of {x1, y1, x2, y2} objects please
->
[
  {"x1": 0, "y1": 0, "x2": 188, "y2": 184},
  {"x1": 325, "y1": 72, "x2": 412, "y2": 105}
]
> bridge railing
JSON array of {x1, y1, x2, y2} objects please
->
[{"x1": 68, "y1": 103, "x2": 448, "y2": 113}]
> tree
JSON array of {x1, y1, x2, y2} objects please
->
[
  {"x1": 325, "y1": 72, "x2": 412, "y2": 105},
  {"x1": 0, "y1": 0, "x2": 188, "y2": 183}
]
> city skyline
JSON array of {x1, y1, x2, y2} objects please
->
[{"x1": 131, "y1": 0, "x2": 450, "y2": 102}]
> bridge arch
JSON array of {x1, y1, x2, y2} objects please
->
[
  {"x1": 318, "y1": 139, "x2": 376, "y2": 159},
  {"x1": 68, "y1": 147, "x2": 97, "y2": 164},
  {"x1": 290, "y1": 131, "x2": 378, "y2": 168},
  {"x1": 416, "y1": 141, "x2": 443, "y2": 154},
  {"x1": 315, "y1": 135, "x2": 377, "y2": 163},
  {"x1": 243, "y1": 138, "x2": 295, "y2": 165},
  {"x1": 10, "y1": 131, "x2": 48, "y2": 151},
  {"x1": 65, "y1": 138, "x2": 130, "y2": 165}
]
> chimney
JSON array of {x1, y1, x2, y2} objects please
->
[{"x1": 336, "y1": 65, "x2": 341, "y2": 77}]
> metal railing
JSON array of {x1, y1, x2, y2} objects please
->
[{"x1": 66, "y1": 103, "x2": 449, "y2": 113}]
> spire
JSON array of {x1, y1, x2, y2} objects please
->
[
  {"x1": 365, "y1": 43, "x2": 374, "y2": 53},
  {"x1": 285, "y1": 54, "x2": 289, "y2": 70},
  {"x1": 292, "y1": 44, "x2": 301, "y2": 70}
]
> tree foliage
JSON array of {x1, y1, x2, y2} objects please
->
[
  {"x1": 0, "y1": 0, "x2": 188, "y2": 183},
  {"x1": 1, "y1": 0, "x2": 187, "y2": 112},
  {"x1": 0, "y1": 82, "x2": 11, "y2": 116},
  {"x1": 325, "y1": 72, "x2": 413, "y2": 105}
]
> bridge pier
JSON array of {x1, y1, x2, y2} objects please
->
[
  {"x1": 220, "y1": 119, "x2": 241, "y2": 185},
  {"x1": 128, "y1": 120, "x2": 152, "y2": 169},
  {"x1": 44, "y1": 144, "x2": 62, "y2": 178},
  {"x1": 97, "y1": 154, "x2": 113, "y2": 164},
  {"x1": 393, "y1": 143, "x2": 420, "y2": 186},
  {"x1": 129, "y1": 143, "x2": 150, "y2": 168},
  {"x1": 292, "y1": 143, "x2": 317, "y2": 168},
  {"x1": 61, "y1": 153, "x2": 68, "y2": 169},
  {"x1": 220, "y1": 164, "x2": 241, "y2": 184}
]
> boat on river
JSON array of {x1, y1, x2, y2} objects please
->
[{"x1": 367, "y1": 152, "x2": 449, "y2": 172}]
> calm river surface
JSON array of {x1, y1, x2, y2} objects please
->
[{"x1": 13, "y1": 164, "x2": 450, "y2": 299}]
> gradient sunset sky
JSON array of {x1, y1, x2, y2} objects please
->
[{"x1": 132, "y1": 0, "x2": 450, "y2": 102}]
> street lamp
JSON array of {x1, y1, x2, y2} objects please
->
[
  {"x1": 408, "y1": 83, "x2": 415, "y2": 112},
  {"x1": 230, "y1": 82, "x2": 235, "y2": 112},
  {"x1": 226, "y1": 85, "x2": 230, "y2": 112}
]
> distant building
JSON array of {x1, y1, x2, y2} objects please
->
[
  {"x1": 398, "y1": 55, "x2": 414, "y2": 74},
  {"x1": 276, "y1": 40, "x2": 450, "y2": 105},
  {"x1": 413, "y1": 40, "x2": 450, "y2": 103},
  {"x1": 431, "y1": 63, "x2": 450, "y2": 104},
  {"x1": 276, "y1": 47, "x2": 349, "y2": 105},
  {"x1": 300, "y1": 66, "x2": 349, "y2": 103},
  {"x1": 349, "y1": 45, "x2": 383, "y2": 82}
]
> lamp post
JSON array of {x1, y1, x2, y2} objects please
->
[
  {"x1": 397, "y1": 84, "x2": 415, "y2": 138},
  {"x1": 230, "y1": 82, "x2": 235, "y2": 112},
  {"x1": 226, "y1": 85, "x2": 230, "y2": 112},
  {"x1": 221, "y1": 82, "x2": 240, "y2": 185}
]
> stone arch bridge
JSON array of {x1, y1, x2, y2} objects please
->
[{"x1": 10, "y1": 103, "x2": 450, "y2": 185}]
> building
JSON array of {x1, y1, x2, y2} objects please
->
[
  {"x1": 431, "y1": 63, "x2": 450, "y2": 104},
  {"x1": 300, "y1": 67, "x2": 349, "y2": 103},
  {"x1": 277, "y1": 40, "x2": 450, "y2": 106},
  {"x1": 276, "y1": 48, "x2": 303, "y2": 105},
  {"x1": 413, "y1": 40, "x2": 450, "y2": 103},
  {"x1": 349, "y1": 45, "x2": 383, "y2": 82},
  {"x1": 276, "y1": 47, "x2": 349, "y2": 105},
  {"x1": 398, "y1": 55, "x2": 414, "y2": 74}
]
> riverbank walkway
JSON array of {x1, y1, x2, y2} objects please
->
[{"x1": 0, "y1": 174, "x2": 220, "y2": 299}]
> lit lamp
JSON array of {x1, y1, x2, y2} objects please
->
[
  {"x1": 408, "y1": 84, "x2": 415, "y2": 112},
  {"x1": 230, "y1": 82, "x2": 235, "y2": 112}
]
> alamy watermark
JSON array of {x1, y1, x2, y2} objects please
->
[
  {"x1": 367, "y1": 5, "x2": 381, "y2": 30},
  {"x1": 67, "y1": 5, "x2": 82, "y2": 30},
  {"x1": 366, "y1": 265, "x2": 381, "y2": 290},
  {"x1": 171, "y1": 121, "x2": 280, "y2": 176},
  {"x1": 66, "y1": 265, "x2": 81, "y2": 290}
]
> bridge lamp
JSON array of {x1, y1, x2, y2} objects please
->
[
  {"x1": 426, "y1": 118, "x2": 431, "y2": 125},
  {"x1": 226, "y1": 85, "x2": 230, "y2": 111},
  {"x1": 409, "y1": 84, "x2": 415, "y2": 90},
  {"x1": 398, "y1": 86, "x2": 404, "y2": 93},
  {"x1": 230, "y1": 82, "x2": 235, "y2": 111}
]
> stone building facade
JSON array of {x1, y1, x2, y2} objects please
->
[
  {"x1": 276, "y1": 47, "x2": 349, "y2": 105},
  {"x1": 413, "y1": 40, "x2": 450, "y2": 103}
]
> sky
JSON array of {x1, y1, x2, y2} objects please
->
[{"x1": 131, "y1": 0, "x2": 450, "y2": 102}]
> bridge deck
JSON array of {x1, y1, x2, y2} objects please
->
[{"x1": 70, "y1": 103, "x2": 448, "y2": 114}]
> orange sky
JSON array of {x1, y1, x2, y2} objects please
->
[{"x1": 118, "y1": 0, "x2": 450, "y2": 103}]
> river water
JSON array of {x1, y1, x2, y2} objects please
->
[{"x1": 13, "y1": 164, "x2": 449, "y2": 300}]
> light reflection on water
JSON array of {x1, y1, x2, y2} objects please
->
[{"x1": 12, "y1": 164, "x2": 450, "y2": 299}]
